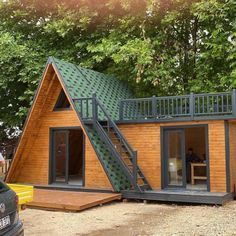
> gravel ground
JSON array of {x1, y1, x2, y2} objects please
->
[{"x1": 20, "y1": 201, "x2": 236, "y2": 236}]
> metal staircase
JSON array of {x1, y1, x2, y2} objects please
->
[{"x1": 73, "y1": 94, "x2": 152, "y2": 192}]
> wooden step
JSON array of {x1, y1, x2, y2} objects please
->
[
  {"x1": 139, "y1": 184, "x2": 149, "y2": 190},
  {"x1": 127, "y1": 164, "x2": 133, "y2": 167},
  {"x1": 123, "y1": 156, "x2": 132, "y2": 160},
  {"x1": 138, "y1": 176, "x2": 145, "y2": 179}
]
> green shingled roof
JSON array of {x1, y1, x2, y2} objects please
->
[{"x1": 50, "y1": 57, "x2": 133, "y2": 119}]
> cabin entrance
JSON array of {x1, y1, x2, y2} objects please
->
[
  {"x1": 163, "y1": 126, "x2": 209, "y2": 191},
  {"x1": 50, "y1": 128, "x2": 84, "y2": 186}
]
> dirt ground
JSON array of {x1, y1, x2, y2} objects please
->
[{"x1": 20, "y1": 200, "x2": 236, "y2": 236}]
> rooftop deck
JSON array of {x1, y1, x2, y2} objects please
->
[
  {"x1": 73, "y1": 90, "x2": 236, "y2": 123},
  {"x1": 119, "y1": 90, "x2": 236, "y2": 122}
]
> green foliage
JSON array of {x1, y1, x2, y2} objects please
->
[{"x1": 0, "y1": 0, "x2": 235, "y2": 139}]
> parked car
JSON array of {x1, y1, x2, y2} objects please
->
[{"x1": 0, "y1": 181, "x2": 23, "y2": 235}]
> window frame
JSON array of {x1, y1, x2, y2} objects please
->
[{"x1": 53, "y1": 90, "x2": 71, "y2": 111}]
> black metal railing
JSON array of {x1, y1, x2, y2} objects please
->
[
  {"x1": 194, "y1": 92, "x2": 233, "y2": 116},
  {"x1": 119, "y1": 90, "x2": 236, "y2": 121},
  {"x1": 73, "y1": 97, "x2": 93, "y2": 120}
]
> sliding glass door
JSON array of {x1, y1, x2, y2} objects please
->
[
  {"x1": 163, "y1": 129, "x2": 186, "y2": 188},
  {"x1": 50, "y1": 128, "x2": 84, "y2": 185}
]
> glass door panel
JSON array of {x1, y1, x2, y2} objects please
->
[
  {"x1": 68, "y1": 129, "x2": 84, "y2": 185},
  {"x1": 53, "y1": 131, "x2": 68, "y2": 183},
  {"x1": 164, "y1": 129, "x2": 185, "y2": 188}
]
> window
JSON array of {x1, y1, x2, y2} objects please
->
[{"x1": 54, "y1": 90, "x2": 71, "y2": 110}]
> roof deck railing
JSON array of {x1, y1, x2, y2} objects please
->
[{"x1": 119, "y1": 89, "x2": 236, "y2": 121}]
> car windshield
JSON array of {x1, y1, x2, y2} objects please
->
[{"x1": 0, "y1": 181, "x2": 9, "y2": 193}]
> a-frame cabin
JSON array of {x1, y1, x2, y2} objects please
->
[
  {"x1": 6, "y1": 57, "x2": 236, "y2": 205},
  {"x1": 6, "y1": 57, "x2": 149, "y2": 192}
]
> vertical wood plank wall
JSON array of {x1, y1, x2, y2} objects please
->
[
  {"x1": 8, "y1": 73, "x2": 112, "y2": 190},
  {"x1": 229, "y1": 121, "x2": 236, "y2": 193},
  {"x1": 208, "y1": 121, "x2": 226, "y2": 192},
  {"x1": 119, "y1": 120, "x2": 227, "y2": 192}
]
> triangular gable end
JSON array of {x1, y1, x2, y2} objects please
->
[
  {"x1": 6, "y1": 62, "x2": 73, "y2": 181},
  {"x1": 6, "y1": 61, "x2": 111, "y2": 189}
]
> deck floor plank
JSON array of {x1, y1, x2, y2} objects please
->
[{"x1": 26, "y1": 189, "x2": 121, "y2": 211}]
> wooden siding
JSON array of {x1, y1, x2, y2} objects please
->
[
  {"x1": 208, "y1": 121, "x2": 226, "y2": 192},
  {"x1": 229, "y1": 121, "x2": 236, "y2": 193},
  {"x1": 119, "y1": 120, "x2": 227, "y2": 192},
  {"x1": 7, "y1": 68, "x2": 112, "y2": 190}
]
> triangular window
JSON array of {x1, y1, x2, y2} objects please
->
[{"x1": 54, "y1": 89, "x2": 71, "y2": 110}]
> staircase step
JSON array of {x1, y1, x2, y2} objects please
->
[
  {"x1": 138, "y1": 176, "x2": 145, "y2": 179},
  {"x1": 110, "y1": 136, "x2": 121, "y2": 141},
  {"x1": 137, "y1": 170, "x2": 144, "y2": 176},
  {"x1": 110, "y1": 131, "x2": 118, "y2": 136},
  {"x1": 121, "y1": 150, "x2": 129, "y2": 153},
  {"x1": 140, "y1": 184, "x2": 149, "y2": 190},
  {"x1": 127, "y1": 164, "x2": 133, "y2": 167},
  {"x1": 123, "y1": 156, "x2": 132, "y2": 160},
  {"x1": 102, "y1": 125, "x2": 112, "y2": 129}
]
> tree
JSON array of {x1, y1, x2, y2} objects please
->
[{"x1": 0, "y1": 0, "x2": 235, "y2": 140}]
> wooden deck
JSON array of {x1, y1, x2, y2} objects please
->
[{"x1": 26, "y1": 189, "x2": 121, "y2": 211}]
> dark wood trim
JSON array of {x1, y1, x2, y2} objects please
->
[
  {"x1": 122, "y1": 190, "x2": 233, "y2": 205},
  {"x1": 161, "y1": 127, "x2": 165, "y2": 189},
  {"x1": 183, "y1": 130, "x2": 187, "y2": 188},
  {"x1": 115, "y1": 116, "x2": 236, "y2": 125},
  {"x1": 205, "y1": 125, "x2": 210, "y2": 192},
  {"x1": 53, "y1": 108, "x2": 72, "y2": 112},
  {"x1": 225, "y1": 121, "x2": 231, "y2": 193},
  {"x1": 50, "y1": 126, "x2": 82, "y2": 130},
  {"x1": 65, "y1": 130, "x2": 69, "y2": 184},
  {"x1": 48, "y1": 128, "x2": 53, "y2": 184},
  {"x1": 82, "y1": 132, "x2": 86, "y2": 187}
]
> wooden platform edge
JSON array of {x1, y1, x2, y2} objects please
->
[
  {"x1": 26, "y1": 193, "x2": 121, "y2": 212},
  {"x1": 80, "y1": 194, "x2": 121, "y2": 211},
  {"x1": 34, "y1": 185, "x2": 114, "y2": 193},
  {"x1": 121, "y1": 191, "x2": 234, "y2": 205}
]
